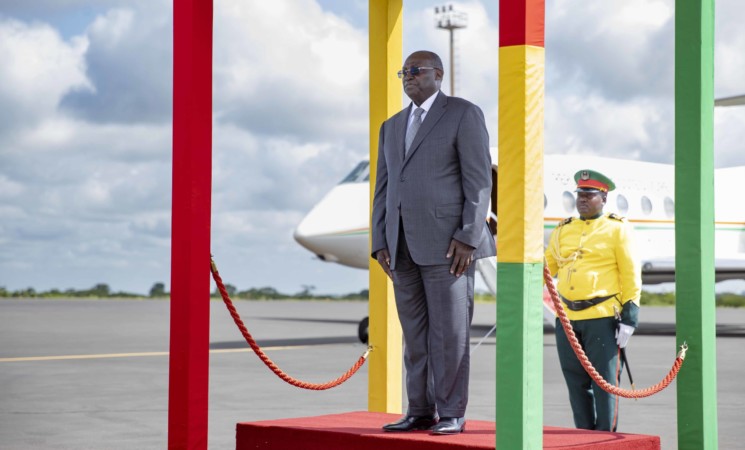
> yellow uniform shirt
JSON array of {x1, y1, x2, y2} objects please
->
[{"x1": 545, "y1": 213, "x2": 641, "y2": 321}]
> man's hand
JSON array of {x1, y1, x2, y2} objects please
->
[
  {"x1": 615, "y1": 323, "x2": 635, "y2": 348},
  {"x1": 446, "y1": 239, "x2": 475, "y2": 277},
  {"x1": 375, "y1": 249, "x2": 393, "y2": 279}
]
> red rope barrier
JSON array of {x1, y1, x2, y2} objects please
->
[
  {"x1": 210, "y1": 258, "x2": 371, "y2": 390},
  {"x1": 544, "y1": 264, "x2": 687, "y2": 399}
]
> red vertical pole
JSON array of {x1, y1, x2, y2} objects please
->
[{"x1": 169, "y1": 0, "x2": 213, "y2": 448}]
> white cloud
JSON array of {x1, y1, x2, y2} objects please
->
[
  {"x1": 715, "y1": 0, "x2": 745, "y2": 96},
  {"x1": 0, "y1": 0, "x2": 743, "y2": 296},
  {"x1": 544, "y1": 0, "x2": 745, "y2": 167},
  {"x1": 0, "y1": 0, "x2": 374, "y2": 295},
  {"x1": 715, "y1": 108, "x2": 745, "y2": 167},
  {"x1": 87, "y1": 8, "x2": 133, "y2": 45},
  {"x1": 61, "y1": 3, "x2": 173, "y2": 123},
  {"x1": 0, "y1": 0, "x2": 101, "y2": 14},
  {"x1": 545, "y1": 94, "x2": 674, "y2": 162},
  {"x1": 213, "y1": 125, "x2": 362, "y2": 214},
  {"x1": 0, "y1": 18, "x2": 90, "y2": 132},
  {"x1": 213, "y1": 0, "x2": 369, "y2": 142},
  {"x1": 546, "y1": 0, "x2": 675, "y2": 101}
]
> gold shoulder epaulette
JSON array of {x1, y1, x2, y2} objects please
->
[
  {"x1": 608, "y1": 213, "x2": 625, "y2": 222},
  {"x1": 558, "y1": 217, "x2": 574, "y2": 227}
]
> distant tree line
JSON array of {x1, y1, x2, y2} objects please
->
[
  {"x1": 210, "y1": 283, "x2": 369, "y2": 300},
  {"x1": 640, "y1": 291, "x2": 745, "y2": 308},
  {"x1": 0, "y1": 282, "x2": 370, "y2": 301},
  {"x1": 473, "y1": 291, "x2": 745, "y2": 307},
  {"x1": 0, "y1": 283, "x2": 143, "y2": 298},
  {"x1": 2, "y1": 283, "x2": 743, "y2": 306}
]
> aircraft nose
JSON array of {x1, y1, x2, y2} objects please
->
[
  {"x1": 293, "y1": 181, "x2": 370, "y2": 269},
  {"x1": 294, "y1": 217, "x2": 325, "y2": 256},
  {"x1": 295, "y1": 183, "x2": 345, "y2": 253}
]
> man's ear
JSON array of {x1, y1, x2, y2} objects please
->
[{"x1": 435, "y1": 68, "x2": 444, "y2": 81}]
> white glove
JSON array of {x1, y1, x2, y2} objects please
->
[{"x1": 615, "y1": 323, "x2": 635, "y2": 348}]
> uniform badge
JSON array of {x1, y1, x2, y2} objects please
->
[
  {"x1": 580, "y1": 171, "x2": 590, "y2": 180},
  {"x1": 559, "y1": 217, "x2": 573, "y2": 227}
]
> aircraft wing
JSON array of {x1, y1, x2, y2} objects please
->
[
  {"x1": 641, "y1": 258, "x2": 745, "y2": 284},
  {"x1": 714, "y1": 94, "x2": 745, "y2": 107}
]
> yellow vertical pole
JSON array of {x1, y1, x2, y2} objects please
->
[{"x1": 367, "y1": 0, "x2": 403, "y2": 413}]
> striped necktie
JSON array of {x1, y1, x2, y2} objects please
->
[{"x1": 405, "y1": 107, "x2": 424, "y2": 156}]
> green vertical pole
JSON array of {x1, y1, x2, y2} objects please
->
[
  {"x1": 496, "y1": 263, "x2": 544, "y2": 448},
  {"x1": 675, "y1": 1, "x2": 718, "y2": 449}
]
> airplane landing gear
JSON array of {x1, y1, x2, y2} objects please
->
[{"x1": 358, "y1": 316, "x2": 369, "y2": 344}]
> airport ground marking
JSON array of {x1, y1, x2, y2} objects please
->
[{"x1": 0, "y1": 345, "x2": 322, "y2": 363}]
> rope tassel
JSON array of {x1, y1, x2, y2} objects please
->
[
  {"x1": 543, "y1": 263, "x2": 686, "y2": 399},
  {"x1": 211, "y1": 257, "x2": 371, "y2": 390}
]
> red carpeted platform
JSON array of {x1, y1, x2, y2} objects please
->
[{"x1": 236, "y1": 411, "x2": 660, "y2": 449}]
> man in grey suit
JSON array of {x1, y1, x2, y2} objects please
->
[{"x1": 371, "y1": 50, "x2": 495, "y2": 435}]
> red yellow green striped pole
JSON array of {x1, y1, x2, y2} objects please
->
[
  {"x1": 496, "y1": 1, "x2": 545, "y2": 448},
  {"x1": 675, "y1": 1, "x2": 718, "y2": 448}
]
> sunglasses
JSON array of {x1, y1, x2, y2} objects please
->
[{"x1": 397, "y1": 66, "x2": 437, "y2": 79}]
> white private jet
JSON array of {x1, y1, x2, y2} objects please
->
[
  {"x1": 294, "y1": 99, "x2": 745, "y2": 339},
  {"x1": 294, "y1": 152, "x2": 745, "y2": 282},
  {"x1": 294, "y1": 152, "x2": 745, "y2": 335},
  {"x1": 294, "y1": 152, "x2": 745, "y2": 340}
]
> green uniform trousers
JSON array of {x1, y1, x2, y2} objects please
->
[{"x1": 555, "y1": 316, "x2": 622, "y2": 431}]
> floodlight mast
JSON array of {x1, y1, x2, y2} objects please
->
[{"x1": 434, "y1": 4, "x2": 467, "y2": 96}]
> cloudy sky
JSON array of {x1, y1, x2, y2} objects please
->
[{"x1": 1, "y1": 0, "x2": 743, "y2": 296}]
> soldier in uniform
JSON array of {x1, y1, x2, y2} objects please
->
[{"x1": 545, "y1": 169, "x2": 642, "y2": 432}]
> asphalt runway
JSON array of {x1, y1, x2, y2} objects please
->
[{"x1": 1, "y1": 299, "x2": 743, "y2": 449}]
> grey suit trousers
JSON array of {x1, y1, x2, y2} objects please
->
[{"x1": 392, "y1": 224, "x2": 475, "y2": 418}]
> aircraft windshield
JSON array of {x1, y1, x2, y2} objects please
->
[{"x1": 340, "y1": 161, "x2": 370, "y2": 184}]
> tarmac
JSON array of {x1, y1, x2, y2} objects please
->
[{"x1": 1, "y1": 298, "x2": 743, "y2": 449}]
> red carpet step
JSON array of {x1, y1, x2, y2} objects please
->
[{"x1": 236, "y1": 411, "x2": 660, "y2": 449}]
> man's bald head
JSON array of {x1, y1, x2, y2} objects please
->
[
  {"x1": 407, "y1": 50, "x2": 444, "y2": 72},
  {"x1": 402, "y1": 51, "x2": 444, "y2": 105}
]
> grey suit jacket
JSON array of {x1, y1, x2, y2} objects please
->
[{"x1": 371, "y1": 91, "x2": 496, "y2": 270}]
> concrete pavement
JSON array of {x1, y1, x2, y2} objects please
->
[{"x1": 1, "y1": 299, "x2": 742, "y2": 449}]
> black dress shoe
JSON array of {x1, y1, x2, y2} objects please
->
[
  {"x1": 382, "y1": 414, "x2": 439, "y2": 432},
  {"x1": 431, "y1": 417, "x2": 466, "y2": 435}
]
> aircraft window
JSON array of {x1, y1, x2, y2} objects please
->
[
  {"x1": 664, "y1": 197, "x2": 675, "y2": 218},
  {"x1": 340, "y1": 161, "x2": 370, "y2": 184},
  {"x1": 616, "y1": 194, "x2": 629, "y2": 214},
  {"x1": 641, "y1": 196, "x2": 653, "y2": 215},
  {"x1": 562, "y1": 191, "x2": 575, "y2": 213}
]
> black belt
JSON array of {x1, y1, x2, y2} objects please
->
[{"x1": 560, "y1": 293, "x2": 618, "y2": 311}]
